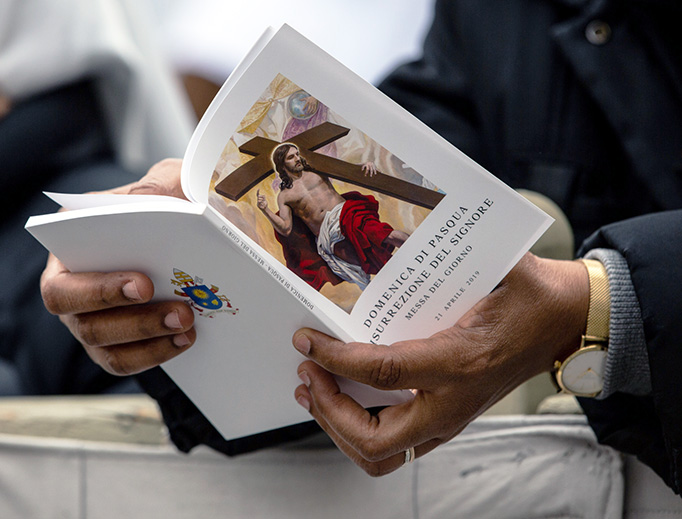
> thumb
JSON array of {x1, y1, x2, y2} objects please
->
[{"x1": 293, "y1": 328, "x2": 446, "y2": 391}]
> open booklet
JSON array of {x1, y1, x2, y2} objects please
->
[{"x1": 26, "y1": 25, "x2": 552, "y2": 442}]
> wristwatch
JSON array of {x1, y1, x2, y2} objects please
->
[{"x1": 553, "y1": 259, "x2": 610, "y2": 397}]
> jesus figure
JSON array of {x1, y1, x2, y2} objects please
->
[{"x1": 256, "y1": 143, "x2": 409, "y2": 289}]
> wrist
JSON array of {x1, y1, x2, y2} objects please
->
[
  {"x1": 529, "y1": 255, "x2": 591, "y2": 372},
  {"x1": 552, "y1": 258, "x2": 611, "y2": 397},
  {"x1": 479, "y1": 254, "x2": 590, "y2": 378}
]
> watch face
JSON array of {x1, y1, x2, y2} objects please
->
[{"x1": 557, "y1": 345, "x2": 607, "y2": 397}]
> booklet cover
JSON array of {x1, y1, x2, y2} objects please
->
[{"x1": 26, "y1": 25, "x2": 552, "y2": 441}]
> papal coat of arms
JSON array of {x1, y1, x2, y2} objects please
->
[{"x1": 171, "y1": 268, "x2": 238, "y2": 318}]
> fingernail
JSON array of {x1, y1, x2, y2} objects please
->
[
  {"x1": 293, "y1": 334, "x2": 311, "y2": 355},
  {"x1": 296, "y1": 395, "x2": 311, "y2": 411},
  {"x1": 164, "y1": 310, "x2": 183, "y2": 330},
  {"x1": 298, "y1": 370, "x2": 311, "y2": 387},
  {"x1": 173, "y1": 333, "x2": 191, "y2": 348},
  {"x1": 122, "y1": 280, "x2": 141, "y2": 301}
]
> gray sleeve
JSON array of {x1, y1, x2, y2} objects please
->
[{"x1": 584, "y1": 248, "x2": 651, "y2": 398}]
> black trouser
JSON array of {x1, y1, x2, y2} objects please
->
[{"x1": 0, "y1": 79, "x2": 139, "y2": 395}]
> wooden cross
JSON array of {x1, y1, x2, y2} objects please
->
[{"x1": 214, "y1": 122, "x2": 444, "y2": 209}]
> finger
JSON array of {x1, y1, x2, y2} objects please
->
[
  {"x1": 293, "y1": 328, "x2": 448, "y2": 391},
  {"x1": 295, "y1": 362, "x2": 442, "y2": 472},
  {"x1": 125, "y1": 158, "x2": 186, "y2": 199},
  {"x1": 86, "y1": 328, "x2": 197, "y2": 376},
  {"x1": 295, "y1": 383, "x2": 407, "y2": 476},
  {"x1": 297, "y1": 360, "x2": 430, "y2": 456},
  {"x1": 41, "y1": 254, "x2": 154, "y2": 315},
  {"x1": 362, "y1": 163, "x2": 376, "y2": 176},
  {"x1": 63, "y1": 300, "x2": 194, "y2": 348}
]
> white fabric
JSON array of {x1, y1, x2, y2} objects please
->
[
  {"x1": 417, "y1": 416, "x2": 624, "y2": 519},
  {"x1": 316, "y1": 201, "x2": 371, "y2": 289},
  {"x1": 0, "y1": 415, "x2": 645, "y2": 519},
  {"x1": 151, "y1": 0, "x2": 435, "y2": 85},
  {"x1": 623, "y1": 455, "x2": 682, "y2": 517},
  {"x1": 0, "y1": 0, "x2": 194, "y2": 173}
]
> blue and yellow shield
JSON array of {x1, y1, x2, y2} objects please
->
[{"x1": 182, "y1": 285, "x2": 223, "y2": 310}]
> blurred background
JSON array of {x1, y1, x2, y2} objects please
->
[{"x1": 150, "y1": 0, "x2": 435, "y2": 119}]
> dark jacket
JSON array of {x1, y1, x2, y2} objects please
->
[
  {"x1": 579, "y1": 212, "x2": 682, "y2": 494},
  {"x1": 379, "y1": 0, "x2": 682, "y2": 246},
  {"x1": 378, "y1": 0, "x2": 682, "y2": 492}
]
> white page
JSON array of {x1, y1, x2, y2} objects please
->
[
  {"x1": 45, "y1": 192, "x2": 191, "y2": 211},
  {"x1": 181, "y1": 27, "x2": 277, "y2": 202}
]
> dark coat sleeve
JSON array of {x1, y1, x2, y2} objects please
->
[{"x1": 578, "y1": 210, "x2": 682, "y2": 494}]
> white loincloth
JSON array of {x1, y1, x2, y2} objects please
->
[{"x1": 316, "y1": 202, "x2": 371, "y2": 289}]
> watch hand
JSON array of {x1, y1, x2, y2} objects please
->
[{"x1": 575, "y1": 368, "x2": 598, "y2": 381}]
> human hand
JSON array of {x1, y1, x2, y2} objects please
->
[
  {"x1": 110, "y1": 157, "x2": 188, "y2": 199},
  {"x1": 292, "y1": 253, "x2": 589, "y2": 476},
  {"x1": 256, "y1": 189, "x2": 268, "y2": 211},
  {"x1": 361, "y1": 162, "x2": 377, "y2": 177},
  {"x1": 40, "y1": 158, "x2": 196, "y2": 376}
]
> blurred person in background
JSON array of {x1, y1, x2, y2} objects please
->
[{"x1": 0, "y1": 0, "x2": 193, "y2": 395}]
